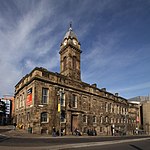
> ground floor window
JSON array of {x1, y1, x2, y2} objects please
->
[
  {"x1": 61, "y1": 110, "x2": 66, "y2": 122},
  {"x1": 100, "y1": 127, "x2": 103, "y2": 132},
  {"x1": 41, "y1": 112, "x2": 48, "y2": 123},
  {"x1": 93, "y1": 116, "x2": 97, "y2": 123},
  {"x1": 83, "y1": 115, "x2": 87, "y2": 123}
]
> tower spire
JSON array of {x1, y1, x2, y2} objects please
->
[
  {"x1": 60, "y1": 24, "x2": 81, "y2": 80},
  {"x1": 69, "y1": 21, "x2": 72, "y2": 31}
]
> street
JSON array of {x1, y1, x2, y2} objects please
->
[
  {"x1": 65, "y1": 139, "x2": 150, "y2": 150},
  {"x1": 0, "y1": 135, "x2": 150, "y2": 150}
]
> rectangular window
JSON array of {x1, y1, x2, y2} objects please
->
[
  {"x1": 42, "y1": 88, "x2": 48, "y2": 104},
  {"x1": 41, "y1": 112, "x2": 48, "y2": 123},
  {"x1": 61, "y1": 93, "x2": 65, "y2": 106},
  {"x1": 111, "y1": 118, "x2": 113, "y2": 123},
  {"x1": 83, "y1": 115, "x2": 87, "y2": 123},
  {"x1": 100, "y1": 127, "x2": 103, "y2": 132},
  {"x1": 61, "y1": 110, "x2": 66, "y2": 122},
  {"x1": 106, "y1": 117, "x2": 108, "y2": 123},
  {"x1": 105, "y1": 103, "x2": 108, "y2": 112},
  {"x1": 100, "y1": 116, "x2": 103, "y2": 123},
  {"x1": 19, "y1": 95, "x2": 22, "y2": 108},
  {"x1": 27, "y1": 112, "x2": 30, "y2": 121},
  {"x1": 22, "y1": 93, "x2": 25, "y2": 107},
  {"x1": 72, "y1": 94, "x2": 77, "y2": 108},
  {"x1": 93, "y1": 116, "x2": 97, "y2": 123},
  {"x1": 110, "y1": 103, "x2": 112, "y2": 113},
  {"x1": 117, "y1": 118, "x2": 120, "y2": 123}
]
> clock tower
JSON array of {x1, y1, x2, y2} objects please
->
[{"x1": 60, "y1": 24, "x2": 81, "y2": 80}]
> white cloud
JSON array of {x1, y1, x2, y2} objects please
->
[
  {"x1": 120, "y1": 82, "x2": 150, "y2": 92},
  {"x1": 0, "y1": 1, "x2": 60, "y2": 97}
]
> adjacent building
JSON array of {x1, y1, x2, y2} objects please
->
[
  {"x1": 14, "y1": 25, "x2": 140, "y2": 135},
  {"x1": 129, "y1": 96, "x2": 150, "y2": 134},
  {"x1": 0, "y1": 98, "x2": 13, "y2": 125},
  {"x1": 0, "y1": 100, "x2": 6, "y2": 125}
]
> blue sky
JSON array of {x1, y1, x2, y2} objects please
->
[{"x1": 0, "y1": 0, "x2": 150, "y2": 99}]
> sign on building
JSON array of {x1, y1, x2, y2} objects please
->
[{"x1": 26, "y1": 88, "x2": 32, "y2": 106}]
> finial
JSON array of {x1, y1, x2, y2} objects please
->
[
  {"x1": 70, "y1": 21, "x2": 72, "y2": 28},
  {"x1": 69, "y1": 21, "x2": 72, "y2": 31}
]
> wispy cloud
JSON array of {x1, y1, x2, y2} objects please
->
[
  {"x1": 113, "y1": 81, "x2": 150, "y2": 93},
  {"x1": 0, "y1": 0, "x2": 60, "y2": 96}
]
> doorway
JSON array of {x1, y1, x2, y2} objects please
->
[{"x1": 71, "y1": 115, "x2": 78, "y2": 132}]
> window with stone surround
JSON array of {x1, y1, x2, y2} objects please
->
[
  {"x1": 19, "y1": 94, "x2": 22, "y2": 108},
  {"x1": 73, "y1": 56, "x2": 77, "y2": 70},
  {"x1": 117, "y1": 118, "x2": 120, "y2": 123},
  {"x1": 100, "y1": 116, "x2": 103, "y2": 123},
  {"x1": 72, "y1": 94, "x2": 77, "y2": 108},
  {"x1": 61, "y1": 110, "x2": 66, "y2": 122},
  {"x1": 61, "y1": 93, "x2": 65, "y2": 107},
  {"x1": 105, "y1": 116, "x2": 108, "y2": 123},
  {"x1": 16, "y1": 97, "x2": 19, "y2": 109},
  {"x1": 111, "y1": 118, "x2": 113, "y2": 123},
  {"x1": 42, "y1": 88, "x2": 48, "y2": 104},
  {"x1": 27, "y1": 112, "x2": 30, "y2": 121},
  {"x1": 63, "y1": 57, "x2": 67, "y2": 71},
  {"x1": 100, "y1": 127, "x2": 103, "y2": 132},
  {"x1": 93, "y1": 116, "x2": 97, "y2": 123},
  {"x1": 41, "y1": 112, "x2": 48, "y2": 123},
  {"x1": 83, "y1": 115, "x2": 87, "y2": 123},
  {"x1": 105, "y1": 102, "x2": 108, "y2": 112}
]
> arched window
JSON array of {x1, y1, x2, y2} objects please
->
[
  {"x1": 41, "y1": 112, "x2": 48, "y2": 123},
  {"x1": 73, "y1": 56, "x2": 76, "y2": 69},
  {"x1": 105, "y1": 116, "x2": 108, "y2": 123},
  {"x1": 63, "y1": 57, "x2": 67, "y2": 71}
]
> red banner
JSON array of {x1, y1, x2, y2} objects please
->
[{"x1": 26, "y1": 88, "x2": 32, "y2": 106}]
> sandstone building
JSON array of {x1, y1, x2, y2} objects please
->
[
  {"x1": 142, "y1": 101, "x2": 150, "y2": 134},
  {"x1": 14, "y1": 25, "x2": 140, "y2": 135},
  {"x1": 129, "y1": 96, "x2": 150, "y2": 134}
]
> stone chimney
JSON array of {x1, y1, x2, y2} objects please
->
[{"x1": 115, "y1": 93, "x2": 119, "y2": 96}]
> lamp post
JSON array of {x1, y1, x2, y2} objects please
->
[
  {"x1": 57, "y1": 88, "x2": 64, "y2": 136},
  {"x1": 125, "y1": 111, "x2": 128, "y2": 135}
]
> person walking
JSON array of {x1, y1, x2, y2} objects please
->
[
  {"x1": 52, "y1": 127, "x2": 56, "y2": 136},
  {"x1": 13, "y1": 123, "x2": 17, "y2": 130}
]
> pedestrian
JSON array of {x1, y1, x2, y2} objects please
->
[
  {"x1": 13, "y1": 123, "x2": 17, "y2": 130},
  {"x1": 74, "y1": 128, "x2": 78, "y2": 135},
  {"x1": 52, "y1": 127, "x2": 56, "y2": 136},
  {"x1": 56, "y1": 130, "x2": 59, "y2": 136}
]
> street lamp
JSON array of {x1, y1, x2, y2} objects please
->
[
  {"x1": 125, "y1": 111, "x2": 128, "y2": 135},
  {"x1": 57, "y1": 88, "x2": 64, "y2": 136}
]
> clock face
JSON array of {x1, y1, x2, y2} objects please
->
[
  {"x1": 63, "y1": 40, "x2": 67, "y2": 45},
  {"x1": 73, "y1": 39, "x2": 77, "y2": 45}
]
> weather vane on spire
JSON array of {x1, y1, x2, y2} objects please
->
[{"x1": 69, "y1": 21, "x2": 72, "y2": 31}]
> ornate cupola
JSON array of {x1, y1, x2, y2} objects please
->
[{"x1": 59, "y1": 24, "x2": 81, "y2": 80}]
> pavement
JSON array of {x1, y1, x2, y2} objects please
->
[
  {"x1": 1, "y1": 125, "x2": 150, "y2": 139},
  {"x1": 0, "y1": 125, "x2": 41, "y2": 138},
  {"x1": 1, "y1": 126, "x2": 150, "y2": 150},
  {"x1": 0, "y1": 125, "x2": 91, "y2": 138}
]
